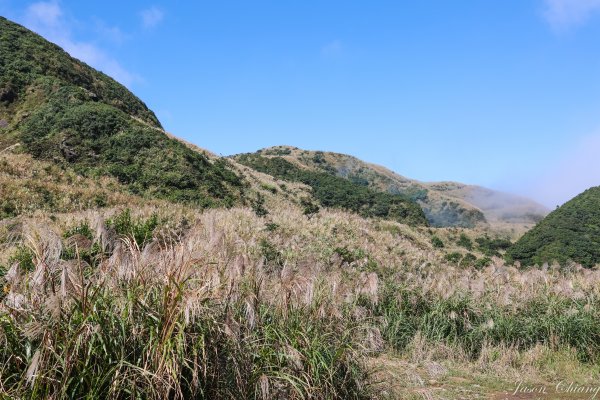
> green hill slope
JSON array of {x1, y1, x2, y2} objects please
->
[
  {"x1": 507, "y1": 186, "x2": 600, "y2": 267},
  {"x1": 0, "y1": 17, "x2": 244, "y2": 210},
  {"x1": 235, "y1": 146, "x2": 547, "y2": 229},
  {"x1": 234, "y1": 152, "x2": 429, "y2": 226}
]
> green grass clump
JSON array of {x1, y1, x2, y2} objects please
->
[
  {"x1": 334, "y1": 247, "x2": 367, "y2": 265},
  {"x1": 444, "y1": 252, "x2": 463, "y2": 264},
  {"x1": 457, "y1": 233, "x2": 473, "y2": 250},
  {"x1": 63, "y1": 220, "x2": 94, "y2": 240},
  {"x1": 476, "y1": 235, "x2": 512, "y2": 257},
  {"x1": 301, "y1": 197, "x2": 320, "y2": 217},
  {"x1": 260, "y1": 238, "x2": 284, "y2": 270},
  {"x1": 431, "y1": 235, "x2": 444, "y2": 248},
  {"x1": 474, "y1": 256, "x2": 492, "y2": 269},
  {"x1": 8, "y1": 246, "x2": 35, "y2": 273},
  {"x1": 106, "y1": 209, "x2": 159, "y2": 248},
  {"x1": 251, "y1": 193, "x2": 269, "y2": 217}
]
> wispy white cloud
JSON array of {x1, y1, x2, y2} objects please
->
[
  {"x1": 522, "y1": 133, "x2": 600, "y2": 207},
  {"x1": 321, "y1": 40, "x2": 343, "y2": 58},
  {"x1": 543, "y1": 0, "x2": 600, "y2": 30},
  {"x1": 93, "y1": 19, "x2": 128, "y2": 44},
  {"x1": 26, "y1": 1, "x2": 62, "y2": 28},
  {"x1": 140, "y1": 6, "x2": 164, "y2": 29},
  {"x1": 22, "y1": 1, "x2": 141, "y2": 87}
]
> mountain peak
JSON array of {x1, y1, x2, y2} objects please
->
[{"x1": 0, "y1": 16, "x2": 244, "y2": 212}]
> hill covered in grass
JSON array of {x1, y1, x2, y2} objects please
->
[
  {"x1": 234, "y1": 146, "x2": 548, "y2": 229},
  {"x1": 234, "y1": 152, "x2": 429, "y2": 226},
  {"x1": 0, "y1": 17, "x2": 244, "y2": 211},
  {"x1": 507, "y1": 186, "x2": 600, "y2": 267}
]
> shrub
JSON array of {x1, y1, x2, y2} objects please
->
[
  {"x1": 260, "y1": 238, "x2": 283, "y2": 269},
  {"x1": 8, "y1": 246, "x2": 35, "y2": 272},
  {"x1": 265, "y1": 222, "x2": 279, "y2": 232},
  {"x1": 251, "y1": 193, "x2": 269, "y2": 217},
  {"x1": 106, "y1": 209, "x2": 159, "y2": 248},
  {"x1": 444, "y1": 252, "x2": 463, "y2": 264},
  {"x1": 63, "y1": 220, "x2": 93, "y2": 240},
  {"x1": 475, "y1": 256, "x2": 493, "y2": 269},
  {"x1": 260, "y1": 183, "x2": 278, "y2": 194},
  {"x1": 462, "y1": 252, "x2": 477, "y2": 267},
  {"x1": 334, "y1": 247, "x2": 366, "y2": 265},
  {"x1": 300, "y1": 197, "x2": 320, "y2": 217},
  {"x1": 457, "y1": 233, "x2": 473, "y2": 250},
  {"x1": 476, "y1": 235, "x2": 511, "y2": 257},
  {"x1": 431, "y1": 235, "x2": 444, "y2": 248}
]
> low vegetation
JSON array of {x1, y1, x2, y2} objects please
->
[{"x1": 2, "y1": 204, "x2": 600, "y2": 399}]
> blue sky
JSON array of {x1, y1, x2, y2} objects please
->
[{"x1": 2, "y1": 0, "x2": 600, "y2": 207}]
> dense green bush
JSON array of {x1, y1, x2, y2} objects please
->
[
  {"x1": 259, "y1": 238, "x2": 284, "y2": 269},
  {"x1": 334, "y1": 247, "x2": 366, "y2": 265},
  {"x1": 425, "y1": 201, "x2": 486, "y2": 228},
  {"x1": 476, "y1": 235, "x2": 512, "y2": 257},
  {"x1": 444, "y1": 252, "x2": 463, "y2": 264},
  {"x1": 63, "y1": 220, "x2": 94, "y2": 240},
  {"x1": 235, "y1": 154, "x2": 428, "y2": 226},
  {"x1": 265, "y1": 222, "x2": 279, "y2": 232},
  {"x1": 462, "y1": 252, "x2": 477, "y2": 267},
  {"x1": 300, "y1": 197, "x2": 320, "y2": 217},
  {"x1": 507, "y1": 186, "x2": 600, "y2": 267},
  {"x1": 251, "y1": 193, "x2": 269, "y2": 217},
  {"x1": 474, "y1": 256, "x2": 493, "y2": 269},
  {"x1": 106, "y1": 209, "x2": 159, "y2": 248}
]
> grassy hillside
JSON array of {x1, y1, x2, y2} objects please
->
[
  {"x1": 257, "y1": 146, "x2": 486, "y2": 227},
  {"x1": 507, "y1": 186, "x2": 600, "y2": 267},
  {"x1": 0, "y1": 17, "x2": 244, "y2": 210},
  {"x1": 252, "y1": 146, "x2": 547, "y2": 229},
  {"x1": 234, "y1": 152, "x2": 429, "y2": 226}
]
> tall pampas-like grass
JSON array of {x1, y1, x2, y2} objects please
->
[{"x1": 2, "y1": 203, "x2": 600, "y2": 398}]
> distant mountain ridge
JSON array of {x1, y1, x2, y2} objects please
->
[{"x1": 239, "y1": 146, "x2": 548, "y2": 228}]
